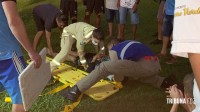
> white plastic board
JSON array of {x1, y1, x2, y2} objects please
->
[{"x1": 19, "y1": 48, "x2": 51, "y2": 111}]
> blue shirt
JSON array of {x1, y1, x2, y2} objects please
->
[
  {"x1": 111, "y1": 40, "x2": 155, "y2": 61},
  {"x1": 0, "y1": 0, "x2": 22, "y2": 60},
  {"x1": 165, "y1": 0, "x2": 175, "y2": 15}
]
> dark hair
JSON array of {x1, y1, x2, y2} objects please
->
[
  {"x1": 92, "y1": 28, "x2": 104, "y2": 41},
  {"x1": 57, "y1": 13, "x2": 68, "y2": 26}
]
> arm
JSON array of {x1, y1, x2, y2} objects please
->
[
  {"x1": 168, "y1": 85, "x2": 184, "y2": 112},
  {"x1": 2, "y1": 1, "x2": 41, "y2": 68},
  {"x1": 45, "y1": 30, "x2": 55, "y2": 56},
  {"x1": 76, "y1": 39, "x2": 88, "y2": 70},
  {"x1": 78, "y1": 50, "x2": 88, "y2": 70},
  {"x1": 132, "y1": 0, "x2": 140, "y2": 12},
  {"x1": 170, "y1": 104, "x2": 179, "y2": 112},
  {"x1": 157, "y1": 0, "x2": 165, "y2": 22},
  {"x1": 95, "y1": 41, "x2": 105, "y2": 54}
]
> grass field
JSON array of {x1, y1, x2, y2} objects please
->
[{"x1": 0, "y1": 0, "x2": 192, "y2": 112}]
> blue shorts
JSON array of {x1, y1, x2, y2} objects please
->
[
  {"x1": 105, "y1": 8, "x2": 119, "y2": 23},
  {"x1": 162, "y1": 15, "x2": 174, "y2": 37},
  {"x1": 0, "y1": 56, "x2": 26, "y2": 104},
  {"x1": 119, "y1": 7, "x2": 139, "y2": 24}
]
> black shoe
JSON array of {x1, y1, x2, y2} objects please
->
[
  {"x1": 160, "y1": 75, "x2": 184, "y2": 92},
  {"x1": 60, "y1": 85, "x2": 81, "y2": 103},
  {"x1": 160, "y1": 75, "x2": 178, "y2": 89},
  {"x1": 150, "y1": 39, "x2": 162, "y2": 45}
]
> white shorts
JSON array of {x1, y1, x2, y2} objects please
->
[
  {"x1": 171, "y1": 0, "x2": 200, "y2": 58},
  {"x1": 171, "y1": 40, "x2": 200, "y2": 58}
]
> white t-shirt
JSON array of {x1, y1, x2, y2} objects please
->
[
  {"x1": 171, "y1": 0, "x2": 200, "y2": 58},
  {"x1": 192, "y1": 79, "x2": 200, "y2": 112},
  {"x1": 120, "y1": 0, "x2": 136, "y2": 9},
  {"x1": 105, "y1": 0, "x2": 118, "y2": 10}
]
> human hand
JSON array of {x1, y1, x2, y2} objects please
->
[
  {"x1": 92, "y1": 53, "x2": 105, "y2": 62},
  {"x1": 28, "y1": 51, "x2": 42, "y2": 69},
  {"x1": 166, "y1": 85, "x2": 184, "y2": 99},
  {"x1": 132, "y1": 4, "x2": 138, "y2": 13}
]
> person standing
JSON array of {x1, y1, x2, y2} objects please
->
[
  {"x1": 83, "y1": 0, "x2": 105, "y2": 28},
  {"x1": 60, "y1": 0, "x2": 78, "y2": 25},
  {"x1": 105, "y1": 0, "x2": 120, "y2": 38},
  {"x1": 171, "y1": 1, "x2": 200, "y2": 111},
  {"x1": 117, "y1": 0, "x2": 140, "y2": 40},
  {"x1": 0, "y1": 0, "x2": 41, "y2": 111}
]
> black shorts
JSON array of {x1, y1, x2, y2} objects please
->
[
  {"x1": 32, "y1": 12, "x2": 45, "y2": 31},
  {"x1": 60, "y1": 0, "x2": 77, "y2": 19},
  {"x1": 85, "y1": 0, "x2": 104, "y2": 15}
]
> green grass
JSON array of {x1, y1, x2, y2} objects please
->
[{"x1": 0, "y1": 0, "x2": 192, "y2": 112}]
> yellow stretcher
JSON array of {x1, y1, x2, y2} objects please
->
[{"x1": 47, "y1": 57, "x2": 123, "y2": 101}]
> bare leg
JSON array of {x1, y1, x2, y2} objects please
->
[
  {"x1": 12, "y1": 104, "x2": 27, "y2": 112},
  {"x1": 108, "y1": 22, "x2": 113, "y2": 38},
  {"x1": 119, "y1": 24, "x2": 125, "y2": 40},
  {"x1": 132, "y1": 24, "x2": 137, "y2": 40},
  {"x1": 95, "y1": 14, "x2": 101, "y2": 28},
  {"x1": 189, "y1": 53, "x2": 200, "y2": 90},
  {"x1": 157, "y1": 21, "x2": 163, "y2": 40},
  {"x1": 160, "y1": 36, "x2": 170, "y2": 55},
  {"x1": 117, "y1": 24, "x2": 120, "y2": 38},
  {"x1": 84, "y1": 12, "x2": 90, "y2": 24}
]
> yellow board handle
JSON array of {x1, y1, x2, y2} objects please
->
[{"x1": 5, "y1": 97, "x2": 12, "y2": 103}]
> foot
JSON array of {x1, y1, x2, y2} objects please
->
[
  {"x1": 157, "y1": 53, "x2": 166, "y2": 57},
  {"x1": 150, "y1": 39, "x2": 162, "y2": 45},
  {"x1": 165, "y1": 57, "x2": 177, "y2": 64},
  {"x1": 60, "y1": 85, "x2": 81, "y2": 103}
]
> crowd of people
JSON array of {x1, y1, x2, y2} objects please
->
[{"x1": 0, "y1": 0, "x2": 200, "y2": 112}]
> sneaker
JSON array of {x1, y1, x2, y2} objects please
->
[
  {"x1": 60, "y1": 85, "x2": 81, "y2": 103},
  {"x1": 150, "y1": 39, "x2": 162, "y2": 45}
]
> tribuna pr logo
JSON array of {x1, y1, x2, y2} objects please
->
[{"x1": 167, "y1": 98, "x2": 194, "y2": 104}]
